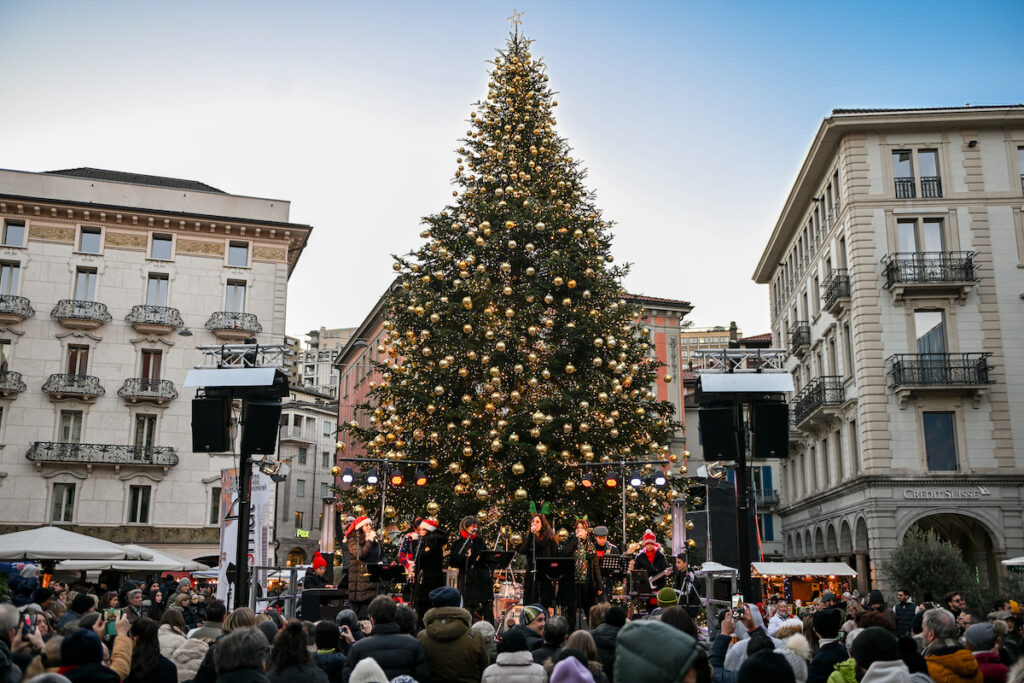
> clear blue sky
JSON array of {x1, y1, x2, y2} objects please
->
[{"x1": 1, "y1": 0, "x2": 1020, "y2": 338}]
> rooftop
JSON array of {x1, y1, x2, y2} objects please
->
[
  {"x1": 44, "y1": 167, "x2": 225, "y2": 193},
  {"x1": 832, "y1": 104, "x2": 1024, "y2": 115}
]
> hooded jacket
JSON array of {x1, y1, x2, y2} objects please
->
[
  {"x1": 590, "y1": 621, "x2": 620, "y2": 679},
  {"x1": 416, "y1": 606, "x2": 490, "y2": 683},
  {"x1": 827, "y1": 659, "x2": 857, "y2": 683},
  {"x1": 971, "y1": 651, "x2": 1008, "y2": 683},
  {"x1": 615, "y1": 620, "x2": 699, "y2": 683},
  {"x1": 926, "y1": 645, "x2": 984, "y2": 683},
  {"x1": 168, "y1": 636, "x2": 209, "y2": 682},
  {"x1": 342, "y1": 621, "x2": 429, "y2": 683},
  {"x1": 481, "y1": 650, "x2": 548, "y2": 683}
]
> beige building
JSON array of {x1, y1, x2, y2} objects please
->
[
  {"x1": 0, "y1": 167, "x2": 310, "y2": 562},
  {"x1": 297, "y1": 327, "x2": 354, "y2": 398},
  {"x1": 754, "y1": 106, "x2": 1024, "y2": 591},
  {"x1": 681, "y1": 323, "x2": 739, "y2": 369}
]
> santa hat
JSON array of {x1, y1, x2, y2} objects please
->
[
  {"x1": 344, "y1": 516, "x2": 371, "y2": 538},
  {"x1": 312, "y1": 551, "x2": 327, "y2": 570},
  {"x1": 419, "y1": 518, "x2": 438, "y2": 532},
  {"x1": 642, "y1": 529, "x2": 657, "y2": 544}
]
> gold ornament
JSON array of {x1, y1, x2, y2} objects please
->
[
  {"x1": 565, "y1": 364, "x2": 575, "y2": 374},
  {"x1": 426, "y1": 501, "x2": 440, "y2": 515},
  {"x1": 686, "y1": 520, "x2": 695, "y2": 531},
  {"x1": 454, "y1": 483, "x2": 467, "y2": 495},
  {"x1": 330, "y1": 465, "x2": 341, "y2": 477},
  {"x1": 352, "y1": 505, "x2": 367, "y2": 517},
  {"x1": 687, "y1": 539, "x2": 697, "y2": 549},
  {"x1": 449, "y1": 462, "x2": 462, "y2": 474},
  {"x1": 476, "y1": 487, "x2": 489, "y2": 501},
  {"x1": 514, "y1": 487, "x2": 528, "y2": 501},
  {"x1": 384, "y1": 505, "x2": 397, "y2": 519},
  {"x1": 663, "y1": 374, "x2": 672, "y2": 383},
  {"x1": 510, "y1": 532, "x2": 523, "y2": 546},
  {"x1": 512, "y1": 461, "x2": 525, "y2": 475},
  {"x1": 336, "y1": 442, "x2": 347, "y2": 452},
  {"x1": 429, "y1": 458, "x2": 439, "y2": 469},
  {"x1": 564, "y1": 479, "x2": 576, "y2": 492},
  {"x1": 539, "y1": 473, "x2": 552, "y2": 487}
]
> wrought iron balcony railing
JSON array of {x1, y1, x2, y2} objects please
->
[
  {"x1": 117, "y1": 378, "x2": 178, "y2": 402},
  {"x1": 789, "y1": 321, "x2": 810, "y2": 354},
  {"x1": 26, "y1": 442, "x2": 179, "y2": 467},
  {"x1": 205, "y1": 311, "x2": 263, "y2": 335},
  {"x1": 756, "y1": 490, "x2": 781, "y2": 508},
  {"x1": 42, "y1": 374, "x2": 105, "y2": 399},
  {"x1": 792, "y1": 375, "x2": 845, "y2": 424},
  {"x1": 888, "y1": 353, "x2": 992, "y2": 387},
  {"x1": 124, "y1": 305, "x2": 184, "y2": 331},
  {"x1": 0, "y1": 295, "x2": 35, "y2": 321},
  {"x1": 0, "y1": 370, "x2": 27, "y2": 396},
  {"x1": 920, "y1": 176, "x2": 943, "y2": 198},
  {"x1": 50, "y1": 300, "x2": 112, "y2": 325},
  {"x1": 822, "y1": 269, "x2": 850, "y2": 312},
  {"x1": 894, "y1": 176, "x2": 915, "y2": 199},
  {"x1": 882, "y1": 252, "x2": 977, "y2": 289}
]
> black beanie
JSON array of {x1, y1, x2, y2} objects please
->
[
  {"x1": 850, "y1": 627, "x2": 899, "y2": 669},
  {"x1": 61, "y1": 628, "x2": 104, "y2": 666},
  {"x1": 33, "y1": 587, "x2": 54, "y2": 604},
  {"x1": 499, "y1": 628, "x2": 528, "y2": 654},
  {"x1": 71, "y1": 594, "x2": 95, "y2": 614},
  {"x1": 738, "y1": 649, "x2": 795, "y2": 683},
  {"x1": 812, "y1": 608, "x2": 843, "y2": 638}
]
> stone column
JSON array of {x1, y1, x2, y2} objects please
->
[{"x1": 855, "y1": 551, "x2": 870, "y2": 592}]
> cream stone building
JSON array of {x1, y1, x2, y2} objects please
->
[
  {"x1": 754, "y1": 106, "x2": 1024, "y2": 592},
  {"x1": 0, "y1": 167, "x2": 310, "y2": 563}
]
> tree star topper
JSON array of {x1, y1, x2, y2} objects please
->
[{"x1": 507, "y1": 9, "x2": 524, "y2": 33}]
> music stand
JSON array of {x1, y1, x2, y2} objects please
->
[
  {"x1": 367, "y1": 563, "x2": 407, "y2": 595},
  {"x1": 598, "y1": 554, "x2": 628, "y2": 578},
  {"x1": 537, "y1": 557, "x2": 573, "y2": 582},
  {"x1": 629, "y1": 570, "x2": 651, "y2": 595},
  {"x1": 480, "y1": 550, "x2": 516, "y2": 571}
]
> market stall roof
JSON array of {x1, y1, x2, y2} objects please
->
[
  {"x1": 0, "y1": 526, "x2": 153, "y2": 561},
  {"x1": 1002, "y1": 556, "x2": 1024, "y2": 567},
  {"x1": 752, "y1": 561, "x2": 857, "y2": 577},
  {"x1": 696, "y1": 562, "x2": 737, "y2": 574},
  {"x1": 57, "y1": 545, "x2": 208, "y2": 572}
]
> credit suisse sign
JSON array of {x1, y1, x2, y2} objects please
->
[{"x1": 902, "y1": 485, "x2": 991, "y2": 500}]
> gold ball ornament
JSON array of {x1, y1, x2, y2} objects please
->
[
  {"x1": 476, "y1": 487, "x2": 489, "y2": 501},
  {"x1": 539, "y1": 473, "x2": 552, "y2": 487},
  {"x1": 352, "y1": 505, "x2": 367, "y2": 517},
  {"x1": 510, "y1": 532, "x2": 523, "y2": 546},
  {"x1": 429, "y1": 458, "x2": 439, "y2": 468},
  {"x1": 449, "y1": 462, "x2": 462, "y2": 474},
  {"x1": 330, "y1": 466, "x2": 341, "y2": 477},
  {"x1": 564, "y1": 479, "x2": 576, "y2": 492},
  {"x1": 426, "y1": 501, "x2": 441, "y2": 515},
  {"x1": 335, "y1": 442, "x2": 346, "y2": 452},
  {"x1": 686, "y1": 520, "x2": 695, "y2": 531},
  {"x1": 512, "y1": 461, "x2": 525, "y2": 475},
  {"x1": 663, "y1": 374, "x2": 672, "y2": 383},
  {"x1": 565, "y1": 364, "x2": 575, "y2": 374},
  {"x1": 515, "y1": 487, "x2": 528, "y2": 501},
  {"x1": 384, "y1": 505, "x2": 397, "y2": 519},
  {"x1": 687, "y1": 539, "x2": 697, "y2": 549}
]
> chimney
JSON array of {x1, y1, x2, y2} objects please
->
[{"x1": 729, "y1": 321, "x2": 738, "y2": 342}]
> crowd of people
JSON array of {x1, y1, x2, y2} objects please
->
[{"x1": 4, "y1": 563, "x2": 1024, "y2": 683}]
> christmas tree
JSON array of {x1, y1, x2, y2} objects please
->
[{"x1": 341, "y1": 27, "x2": 682, "y2": 546}]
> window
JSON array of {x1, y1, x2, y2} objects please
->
[
  {"x1": 146, "y1": 274, "x2": 169, "y2": 306},
  {"x1": 896, "y1": 217, "x2": 944, "y2": 254},
  {"x1": 843, "y1": 323, "x2": 855, "y2": 378},
  {"x1": 321, "y1": 451, "x2": 330, "y2": 468},
  {"x1": 915, "y1": 310, "x2": 946, "y2": 355},
  {"x1": 74, "y1": 268, "x2": 98, "y2": 301},
  {"x1": 59, "y1": 411, "x2": 83, "y2": 443},
  {"x1": 209, "y1": 487, "x2": 222, "y2": 525},
  {"x1": 79, "y1": 227, "x2": 102, "y2": 254},
  {"x1": 227, "y1": 241, "x2": 249, "y2": 267},
  {"x1": 918, "y1": 150, "x2": 941, "y2": 198},
  {"x1": 151, "y1": 234, "x2": 173, "y2": 260},
  {"x1": 757, "y1": 514, "x2": 775, "y2": 542},
  {"x1": 892, "y1": 149, "x2": 942, "y2": 199},
  {"x1": 2, "y1": 220, "x2": 25, "y2": 247},
  {"x1": 0, "y1": 340, "x2": 9, "y2": 372},
  {"x1": 128, "y1": 485, "x2": 151, "y2": 523},
  {"x1": 51, "y1": 483, "x2": 75, "y2": 522},
  {"x1": 1019, "y1": 146, "x2": 1024, "y2": 193},
  {"x1": 298, "y1": 447, "x2": 307, "y2": 465},
  {"x1": 294, "y1": 511, "x2": 304, "y2": 528},
  {"x1": 296, "y1": 479, "x2": 305, "y2": 497},
  {"x1": 134, "y1": 414, "x2": 157, "y2": 450},
  {"x1": 320, "y1": 482, "x2": 329, "y2": 498},
  {"x1": 141, "y1": 350, "x2": 162, "y2": 380},
  {"x1": 0, "y1": 263, "x2": 19, "y2": 296},
  {"x1": 323, "y1": 421, "x2": 334, "y2": 436},
  {"x1": 225, "y1": 281, "x2": 246, "y2": 312},
  {"x1": 834, "y1": 428, "x2": 843, "y2": 480},
  {"x1": 893, "y1": 150, "x2": 915, "y2": 198},
  {"x1": 821, "y1": 436, "x2": 830, "y2": 486},
  {"x1": 923, "y1": 412, "x2": 958, "y2": 471},
  {"x1": 67, "y1": 345, "x2": 89, "y2": 375}
]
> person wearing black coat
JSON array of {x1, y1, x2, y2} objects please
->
[
  {"x1": 518, "y1": 512, "x2": 559, "y2": 610},
  {"x1": 559, "y1": 520, "x2": 603, "y2": 624},
  {"x1": 631, "y1": 530, "x2": 671, "y2": 593},
  {"x1": 342, "y1": 597, "x2": 430, "y2": 683},
  {"x1": 590, "y1": 606, "x2": 626, "y2": 679},
  {"x1": 452, "y1": 516, "x2": 493, "y2": 623},
  {"x1": 807, "y1": 609, "x2": 848, "y2": 683},
  {"x1": 894, "y1": 590, "x2": 916, "y2": 637},
  {"x1": 413, "y1": 520, "x2": 447, "y2": 625}
]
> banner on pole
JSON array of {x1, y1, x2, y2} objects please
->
[{"x1": 216, "y1": 466, "x2": 272, "y2": 604}]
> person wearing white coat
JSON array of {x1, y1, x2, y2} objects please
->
[{"x1": 481, "y1": 628, "x2": 547, "y2": 683}]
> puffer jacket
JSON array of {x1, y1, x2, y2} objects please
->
[
  {"x1": 342, "y1": 622, "x2": 430, "y2": 683},
  {"x1": 827, "y1": 658, "x2": 857, "y2": 683},
  {"x1": 590, "y1": 622, "x2": 620, "y2": 679},
  {"x1": 926, "y1": 645, "x2": 984, "y2": 683},
  {"x1": 971, "y1": 651, "x2": 1007, "y2": 683},
  {"x1": 417, "y1": 606, "x2": 490, "y2": 683},
  {"x1": 168, "y1": 636, "x2": 208, "y2": 682},
  {"x1": 158, "y1": 623, "x2": 189, "y2": 658},
  {"x1": 481, "y1": 651, "x2": 547, "y2": 683},
  {"x1": 615, "y1": 620, "x2": 700, "y2": 683},
  {"x1": 267, "y1": 663, "x2": 329, "y2": 683}
]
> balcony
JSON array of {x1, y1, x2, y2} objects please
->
[
  {"x1": 792, "y1": 376, "x2": 846, "y2": 428},
  {"x1": 882, "y1": 252, "x2": 978, "y2": 303},
  {"x1": 756, "y1": 489, "x2": 781, "y2": 510},
  {"x1": 205, "y1": 311, "x2": 262, "y2": 341},
  {"x1": 27, "y1": 442, "x2": 178, "y2": 471},
  {"x1": 788, "y1": 414, "x2": 807, "y2": 447},
  {"x1": 822, "y1": 269, "x2": 851, "y2": 316},
  {"x1": 0, "y1": 371, "x2": 27, "y2": 397},
  {"x1": 50, "y1": 300, "x2": 112, "y2": 330},
  {"x1": 117, "y1": 378, "x2": 178, "y2": 404},
  {"x1": 125, "y1": 305, "x2": 184, "y2": 335},
  {"x1": 42, "y1": 374, "x2": 105, "y2": 401},
  {"x1": 887, "y1": 353, "x2": 992, "y2": 409},
  {"x1": 920, "y1": 176, "x2": 943, "y2": 198},
  {"x1": 895, "y1": 176, "x2": 915, "y2": 199},
  {"x1": 0, "y1": 295, "x2": 35, "y2": 325},
  {"x1": 788, "y1": 321, "x2": 810, "y2": 357},
  {"x1": 280, "y1": 425, "x2": 316, "y2": 444}
]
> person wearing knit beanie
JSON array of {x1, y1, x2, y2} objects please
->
[
  {"x1": 348, "y1": 656, "x2": 389, "y2": 683},
  {"x1": 656, "y1": 586, "x2": 678, "y2": 609},
  {"x1": 428, "y1": 585, "x2": 462, "y2": 608},
  {"x1": 521, "y1": 604, "x2": 545, "y2": 628},
  {"x1": 58, "y1": 628, "x2": 114, "y2": 681},
  {"x1": 304, "y1": 550, "x2": 332, "y2": 590},
  {"x1": 550, "y1": 654, "x2": 595, "y2": 683},
  {"x1": 633, "y1": 530, "x2": 671, "y2": 592}
]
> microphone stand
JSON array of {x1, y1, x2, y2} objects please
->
[
  {"x1": 410, "y1": 535, "x2": 424, "y2": 614},
  {"x1": 457, "y1": 533, "x2": 472, "y2": 596}
]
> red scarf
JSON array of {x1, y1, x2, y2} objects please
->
[
  {"x1": 460, "y1": 529, "x2": 475, "y2": 539},
  {"x1": 645, "y1": 549, "x2": 657, "y2": 564}
]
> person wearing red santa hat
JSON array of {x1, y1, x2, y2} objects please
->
[
  {"x1": 345, "y1": 516, "x2": 382, "y2": 619},
  {"x1": 630, "y1": 529, "x2": 673, "y2": 593},
  {"x1": 411, "y1": 517, "x2": 447, "y2": 626},
  {"x1": 304, "y1": 550, "x2": 333, "y2": 590}
]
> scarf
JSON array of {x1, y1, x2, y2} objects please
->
[{"x1": 574, "y1": 537, "x2": 595, "y2": 582}]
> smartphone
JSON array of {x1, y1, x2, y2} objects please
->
[
  {"x1": 21, "y1": 614, "x2": 35, "y2": 636},
  {"x1": 731, "y1": 593, "x2": 744, "y2": 619},
  {"x1": 104, "y1": 608, "x2": 121, "y2": 637}
]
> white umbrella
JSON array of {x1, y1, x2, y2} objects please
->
[
  {"x1": 0, "y1": 526, "x2": 152, "y2": 561},
  {"x1": 57, "y1": 545, "x2": 208, "y2": 572},
  {"x1": 1002, "y1": 556, "x2": 1024, "y2": 566}
]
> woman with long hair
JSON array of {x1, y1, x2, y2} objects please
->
[
  {"x1": 99, "y1": 591, "x2": 119, "y2": 610},
  {"x1": 559, "y1": 518, "x2": 602, "y2": 625},
  {"x1": 455, "y1": 515, "x2": 493, "y2": 623},
  {"x1": 345, "y1": 516, "x2": 382, "y2": 619},
  {"x1": 266, "y1": 620, "x2": 328, "y2": 683},
  {"x1": 517, "y1": 507, "x2": 559, "y2": 610},
  {"x1": 124, "y1": 617, "x2": 177, "y2": 683},
  {"x1": 157, "y1": 610, "x2": 188, "y2": 658}
]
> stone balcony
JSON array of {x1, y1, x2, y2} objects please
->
[
  {"x1": 0, "y1": 370, "x2": 27, "y2": 397},
  {"x1": 27, "y1": 442, "x2": 179, "y2": 471},
  {"x1": 279, "y1": 425, "x2": 317, "y2": 444},
  {"x1": 205, "y1": 311, "x2": 263, "y2": 341},
  {"x1": 117, "y1": 378, "x2": 179, "y2": 404},
  {"x1": 124, "y1": 305, "x2": 184, "y2": 335},
  {"x1": 50, "y1": 299, "x2": 112, "y2": 330},
  {"x1": 0, "y1": 295, "x2": 35, "y2": 325},
  {"x1": 42, "y1": 374, "x2": 105, "y2": 401}
]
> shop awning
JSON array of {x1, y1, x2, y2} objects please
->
[
  {"x1": 751, "y1": 561, "x2": 857, "y2": 577},
  {"x1": 57, "y1": 545, "x2": 209, "y2": 572},
  {"x1": 1002, "y1": 556, "x2": 1024, "y2": 567},
  {"x1": 0, "y1": 526, "x2": 153, "y2": 561},
  {"x1": 696, "y1": 562, "x2": 737, "y2": 575}
]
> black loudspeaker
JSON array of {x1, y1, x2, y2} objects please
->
[
  {"x1": 698, "y1": 406, "x2": 737, "y2": 460},
  {"x1": 751, "y1": 403, "x2": 789, "y2": 459},
  {"x1": 192, "y1": 398, "x2": 231, "y2": 452},
  {"x1": 240, "y1": 400, "x2": 282, "y2": 455},
  {"x1": 707, "y1": 480, "x2": 760, "y2": 570}
]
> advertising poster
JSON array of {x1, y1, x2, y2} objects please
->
[{"x1": 216, "y1": 466, "x2": 272, "y2": 604}]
